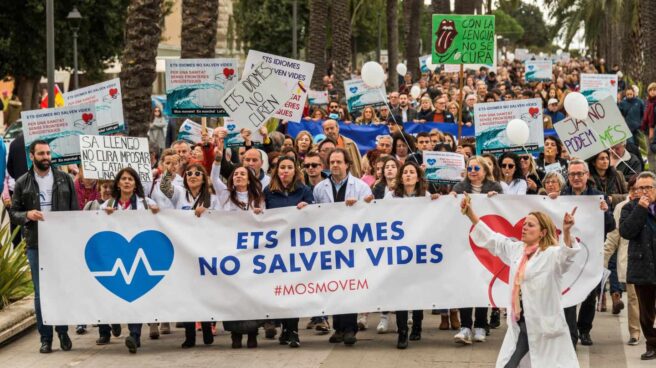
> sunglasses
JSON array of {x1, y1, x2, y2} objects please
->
[
  {"x1": 186, "y1": 171, "x2": 203, "y2": 177},
  {"x1": 467, "y1": 165, "x2": 481, "y2": 172},
  {"x1": 304, "y1": 163, "x2": 321, "y2": 169},
  {"x1": 501, "y1": 163, "x2": 515, "y2": 169},
  {"x1": 519, "y1": 156, "x2": 530, "y2": 161}
]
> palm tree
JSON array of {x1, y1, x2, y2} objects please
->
[
  {"x1": 308, "y1": 0, "x2": 328, "y2": 89},
  {"x1": 181, "y1": 0, "x2": 219, "y2": 58},
  {"x1": 387, "y1": 0, "x2": 399, "y2": 91},
  {"x1": 119, "y1": 0, "x2": 163, "y2": 138},
  {"x1": 643, "y1": 0, "x2": 656, "y2": 83},
  {"x1": 431, "y1": 0, "x2": 450, "y2": 13},
  {"x1": 403, "y1": 0, "x2": 422, "y2": 81},
  {"x1": 621, "y1": 0, "x2": 643, "y2": 82},
  {"x1": 331, "y1": 0, "x2": 351, "y2": 98},
  {"x1": 454, "y1": 0, "x2": 481, "y2": 14}
]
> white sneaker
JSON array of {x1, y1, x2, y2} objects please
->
[
  {"x1": 473, "y1": 327, "x2": 486, "y2": 342},
  {"x1": 357, "y1": 315, "x2": 368, "y2": 330},
  {"x1": 377, "y1": 315, "x2": 389, "y2": 334},
  {"x1": 454, "y1": 327, "x2": 472, "y2": 345}
]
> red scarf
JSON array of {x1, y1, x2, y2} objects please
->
[{"x1": 511, "y1": 244, "x2": 539, "y2": 322}]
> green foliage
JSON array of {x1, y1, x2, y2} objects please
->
[
  {"x1": 498, "y1": 1, "x2": 551, "y2": 48},
  {"x1": 0, "y1": 224, "x2": 32, "y2": 309},
  {"x1": 0, "y1": 0, "x2": 129, "y2": 82},
  {"x1": 351, "y1": 0, "x2": 385, "y2": 55},
  {"x1": 234, "y1": 0, "x2": 310, "y2": 57},
  {"x1": 492, "y1": 9, "x2": 524, "y2": 44}
]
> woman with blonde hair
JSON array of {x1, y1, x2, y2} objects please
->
[
  {"x1": 355, "y1": 106, "x2": 380, "y2": 125},
  {"x1": 460, "y1": 197, "x2": 580, "y2": 367},
  {"x1": 294, "y1": 130, "x2": 314, "y2": 161}
]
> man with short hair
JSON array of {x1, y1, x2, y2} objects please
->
[
  {"x1": 611, "y1": 141, "x2": 643, "y2": 177},
  {"x1": 476, "y1": 81, "x2": 487, "y2": 102},
  {"x1": 392, "y1": 94, "x2": 417, "y2": 123},
  {"x1": 407, "y1": 132, "x2": 432, "y2": 165},
  {"x1": 9, "y1": 140, "x2": 78, "y2": 354},
  {"x1": 322, "y1": 119, "x2": 362, "y2": 177},
  {"x1": 360, "y1": 135, "x2": 393, "y2": 176},
  {"x1": 313, "y1": 148, "x2": 373, "y2": 346},
  {"x1": 388, "y1": 92, "x2": 400, "y2": 111},
  {"x1": 432, "y1": 97, "x2": 455, "y2": 123},
  {"x1": 620, "y1": 171, "x2": 656, "y2": 359},
  {"x1": 557, "y1": 159, "x2": 615, "y2": 347},
  {"x1": 303, "y1": 152, "x2": 326, "y2": 189},
  {"x1": 171, "y1": 140, "x2": 191, "y2": 175}
]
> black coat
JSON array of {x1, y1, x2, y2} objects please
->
[
  {"x1": 9, "y1": 168, "x2": 78, "y2": 248},
  {"x1": 7, "y1": 133, "x2": 27, "y2": 181},
  {"x1": 620, "y1": 200, "x2": 656, "y2": 285}
]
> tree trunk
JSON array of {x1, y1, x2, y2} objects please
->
[
  {"x1": 454, "y1": 0, "x2": 479, "y2": 14},
  {"x1": 431, "y1": 0, "x2": 450, "y2": 13},
  {"x1": 308, "y1": 0, "x2": 328, "y2": 89},
  {"x1": 387, "y1": 0, "x2": 399, "y2": 91},
  {"x1": 15, "y1": 76, "x2": 40, "y2": 111},
  {"x1": 181, "y1": 0, "x2": 219, "y2": 58},
  {"x1": 331, "y1": 0, "x2": 351, "y2": 99},
  {"x1": 644, "y1": 0, "x2": 656, "y2": 84},
  {"x1": 623, "y1": 1, "x2": 643, "y2": 83},
  {"x1": 404, "y1": 0, "x2": 422, "y2": 82},
  {"x1": 119, "y1": 0, "x2": 163, "y2": 138}
]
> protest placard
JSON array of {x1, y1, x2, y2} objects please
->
[
  {"x1": 423, "y1": 151, "x2": 465, "y2": 184},
  {"x1": 432, "y1": 14, "x2": 495, "y2": 65},
  {"x1": 243, "y1": 50, "x2": 315, "y2": 122},
  {"x1": 63, "y1": 78, "x2": 125, "y2": 133},
  {"x1": 220, "y1": 61, "x2": 290, "y2": 128},
  {"x1": 474, "y1": 98, "x2": 544, "y2": 155},
  {"x1": 442, "y1": 39, "x2": 497, "y2": 72},
  {"x1": 344, "y1": 79, "x2": 387, "y2": 113},
  {"x1": 177, "y1": 119, "x2": 214, "y2": 144},
  {"x1": 80, "y1": 135, "x2": 152, "y2": 183},
  {"x1": 580, "y1": 73, "x2": 619, "y2": 103},
  {"x1": 308, "y1": 90, "x2": 329, "y2": 106},
  {"x1": 554, "y1": 96, "x2": 632, "y2": 160},
  {"x1": 165, "y1": 59, "x2": 238, "y2": 116},
  {"x1": 223, "y1": 117, "x2": 265, "y2": 148},
  {"x1": 21, "y1": 104, "x2": 99, "y2": 165},
  {"x1": 419, "y1": 55, "x2": 431, "y2": 73},
  {"x1": 525, "y1": 60, "x2": 552, "y2": 82},
  {"x1": 514, "y1": 48, "x2": 529, "y2": 61}
]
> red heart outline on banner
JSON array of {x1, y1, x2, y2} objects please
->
[
  {"x1": 109, "y1": 88, "x2": 118, "y2": 97},
  {"x1": 469, "y1": 215, "x2": 524, "y2": 307},
  {"x1": 82, "y1": 113, "x2": 94, "y2": 123},
  {"x1": 528, "y1": 107, "x2": 539, "y2": 118},
  {"x1": 223, "y1": 68, "x2": 235, "y2": 78}
]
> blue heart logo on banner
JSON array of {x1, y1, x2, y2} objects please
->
[
  {"x1": 528, "y1": 65, "x2": 535, "y2": 71},
  {"x1": 427, "y1": 159, "x2": 436, "y2": 166},
  {"x1": 227, "y1": 123, "x2": 236, "y2": 131},
  {"x1": 85, "y1": 231, "x2": 174, "y2": 303},
  {"x1": 349, "y1": 86, "x2": 358, "y2": 93}
]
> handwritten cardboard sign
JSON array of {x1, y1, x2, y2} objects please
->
[{"x1": 80, "y1": 135, "x2": 152, "y2": 183}]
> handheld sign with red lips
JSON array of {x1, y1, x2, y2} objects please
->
[{"x1": 432, "y1": 14, "x2": 495, "y2": 65}]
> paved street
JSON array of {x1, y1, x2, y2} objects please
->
[{"x1": 0, "y1": 297, "x2": 651, "y2": 368}]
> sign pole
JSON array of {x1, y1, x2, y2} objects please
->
[{"x1": 457, "y1": 63, "x2": 464, "y2": 140}]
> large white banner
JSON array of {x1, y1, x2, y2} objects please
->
[
  {"x1": 39, "y1": 195, "x2": 603, "y2": 325},
  {"x1": 243, "y1": 50, "x2": 315, "y2": 122}
]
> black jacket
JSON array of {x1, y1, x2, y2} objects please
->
[
  {"x1": 620, "y1": 201, "x2": 656, "y2": 285},
  {"x1": 561, "y1": 185, "x2": 615, "y2": 235},
  {"x1": 7, "y1": 133, "x2": 27, "y2": 182},
  {"x1": 9, "y1": 168, "x2": 78, "y2": 248}
]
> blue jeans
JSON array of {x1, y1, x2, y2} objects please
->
[
  {"x1": 608, "y1": 253, "x2": 622, "y2": 294},
  {"x1": 26, "y1": 248, "x2": 68, "y2": 343}
]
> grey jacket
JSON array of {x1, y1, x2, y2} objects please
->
[{"x1": 9, "y1": 168, "x2": 78, "y2": 249}]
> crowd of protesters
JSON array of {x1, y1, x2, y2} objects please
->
[{"x1": 6, "y1": 56, "x2": 656, "y2": 365}]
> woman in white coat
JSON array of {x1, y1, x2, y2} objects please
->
[{"x1": 460, "y1": 194, "x2": 580, "y2": 368}]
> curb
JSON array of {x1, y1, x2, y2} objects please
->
[{"x1": 0, "y1": 296, "x2": 36, "y2": 345}]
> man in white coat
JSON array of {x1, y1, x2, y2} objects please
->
[{"x1": 313, "y1": 147, "x2": 373, "y2": 345}]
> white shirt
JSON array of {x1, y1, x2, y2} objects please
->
[
  {"x1": 170, "y1": 185, "x2": 220, "y2": 210},
  {"x1": 34, "y1": 169, "x2": 54, "y2": 212},
  {"x1": 99, "y1": 196, "x2": 157, "y2": 211},
  {"x1": 500, "y1": 179, "x2": 528, "y2": 195},
  {"x1": 144, "y1": 174, "x2": 184, "y2": 209}
]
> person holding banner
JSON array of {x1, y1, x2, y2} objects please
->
[
  {"x1": 313, "y1": 147, "x2": 373, "y2": 345},
  {"x1": 460, "y1": 193, "x2": 581, "y2": 368},
  {"x1": 383, "y1": 162, "x2": 439, "y2": 348},
  {"x1": 9, "y1": 140, "x2": 78, "y2": 354},
  {"x1": 99, "y1": 167, "x2": 160, "y2": 354},
  {"x1": 145, "y1": 149, "x2": 184, "y2": 211},
  {"x1": 499, "y1": 153, "x2": 527, "y2": 195},
  {"x1": 372, "y1": 156, "x2": 399, "y2": 199},
  {"x1": 451, "y1": 156, "x2": 504, "y2": 344},
  {"x1": 264, "y1": 155, "x2": 315, "y2": 348}
]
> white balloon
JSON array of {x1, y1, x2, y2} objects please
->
[
  {"x1": 564, "y1": 92, "x2": 589, "y2": 120},
  {"x1": 361, "y1": 61, "x2": 385, "y2": 88},
  {"x1": 396, "y1": 63, "x2": 407, "y2": 76},
  {"x1": 506, "y1": 119, "x2": 530, "y2": 146},
  {"x1": 410, "y1": 85, "x2": 421, "y2": 99}
]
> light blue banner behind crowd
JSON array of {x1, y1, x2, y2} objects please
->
[{"x1": 287, "y1": 120, "x2": 558, "y2": 155}]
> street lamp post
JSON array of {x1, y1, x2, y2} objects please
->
[{"x1": 67, "y1": 7, "x2": 82, "y2": 90}]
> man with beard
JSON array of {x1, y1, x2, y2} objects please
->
[
  {"x1": 392, "y1": 94, "x2": 417, "y2": 123},
  {"x1": 9, "y1": 140, "x2": 78, "y2": 353}
]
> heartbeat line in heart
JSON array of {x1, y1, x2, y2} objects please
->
[{"x1": 90, "y1": 248, "x2": 168, "y2": 285}]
